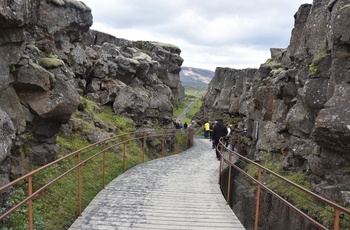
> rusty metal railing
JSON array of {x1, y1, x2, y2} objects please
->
[
  {"x1": 217, "y1": 137, "x2": 350, "y2": 230},
  {"x1": 0, "y1": 128, "x2": 193, "y2": 230}
]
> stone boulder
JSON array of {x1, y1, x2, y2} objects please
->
[
  {"x1": 312, "y1": 84, "x2": 350, "y2": 153},
  {"x1": 0, "y1": 109, "x2": 15, "y2": 163}
]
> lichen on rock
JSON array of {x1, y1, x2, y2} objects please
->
[{"x1": 39, "y1": 56, "x2": 65, "y2": 69}]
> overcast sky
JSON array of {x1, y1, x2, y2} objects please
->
[{"x1": 81, "y1": 0, "x2": 313, "y2": 71}]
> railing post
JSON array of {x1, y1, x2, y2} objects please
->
[
  {"x1": 226, "y1": 152, "x2": 233, "y2": 204},
  {"x1": 218, "y1": 143, "x2": 223, "y2": 184},
  {"x1": 103, "y1": 141, "x2": 107, "y2": 188},
  {"x1": 334, "y1": 208, "x2": 340, "y2": 230},
  {"x1": 28, "y1": 175, "x2": 33, "y2": 230},
  {"x1": 188, "y1": 128, "x2": 194, "y2": 147},
  {"x1": 254, "y1": 167, "x2": 262, "y2": 230},
  {"x1": 77, "y1": 151, "x2": 82, "y2": 216},
  {"x1": 123, "y1": 136, "x2": 127, "y2": 172},
  {"x1": 186, "y1": 131, "x2": 189, "y2": 149},
  {"x1": 162, "y1": 131, "x2": 165, "y2": 157},
  {"x1": 143, "y1": 133, "x2": 147, "y2": 163}
]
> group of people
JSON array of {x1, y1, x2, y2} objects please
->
[
  {"x1": 172, "y1": 118, "x2": 188, "y2": 130},
  {"x1": 205, "y1": 119, "x2": 244, "y2": 160}
]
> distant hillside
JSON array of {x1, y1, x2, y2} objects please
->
[{"x1": 180, "y1": 67, "x2": 214, "y2": 88}]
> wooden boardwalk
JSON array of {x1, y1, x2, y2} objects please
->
[{"x1": 69, "y1": 138, "x2": 245, "y2": 230}]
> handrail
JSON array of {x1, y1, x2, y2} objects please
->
[
  {"x1": 217, "y1": 137, "x2": 350, "y2": 230},
  {"x1": 0, "y1": 128, "x2": 193, "y2": 230}
]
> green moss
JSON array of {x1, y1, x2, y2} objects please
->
[
  {"x1": 135, "y1": 41, "x2": 143, "y2": 49},
  {"x1": 22, "y1": 143, "x2": 31, "y2": 156},
  {"x1": 271, "y1": 67, "x2": 285, "y2": 75},
  {"x1": 9, "y1": 64, "x2": 16, "y2": 73},
  {"x1": 26, "y1": 44, "x2": 41, "y2": 54},
  {"x1": 39, "y1": 56, "x2": 65, "y2": 69},
  {"x1": 265, "y1": 58, "x2": 281, "y2": 68},
  {"x1": 48, "y1": 54, "x2": 58, "y2": 59},
  {"x1": 309, "y1": 49, "x2": 328, "y2": 74},
  {"x1": 56, "y1": 135, "x2": 90, "y2": 153},
  {"x1": 77, "y1": 97, "x2": 136, "y2": 133},
  {"x1": 309, "y1": 62, "x2": 320, "y2": 74}
]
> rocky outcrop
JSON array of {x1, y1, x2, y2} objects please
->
[
  {"x1": 0, "y1": 0, "x2": 183, "y2": 184},
  {"x1": 81, "y1": 31, "x2": 184, "y2": 125},
  {"x1": 195, "y1": 0, "x2": 350, "y2": 206}
]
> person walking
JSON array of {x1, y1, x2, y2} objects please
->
[
  {"x1": 204, "y1": 121, "x2": 210, "y2": 138},
  {"x1": 212, "y1": 119, "x2": 228, "y2": 160},
  {"x1": 209, "y1": 122, "x2": 215, "y2": 148},
  {"x1": 224, "y1": 123, "x2": 232, "y2": 147}
]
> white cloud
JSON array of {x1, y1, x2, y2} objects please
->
[{"x1": 82, "y1": 0, "x2": 313, "y2": 71}]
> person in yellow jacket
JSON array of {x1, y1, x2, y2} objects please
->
[{"x1": 204, "y1": 121, "x2": 210, "y2": 138}]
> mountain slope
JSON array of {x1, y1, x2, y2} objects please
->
[{"x1": 180, "y1": 66, "x2": 214, "y2": 88}]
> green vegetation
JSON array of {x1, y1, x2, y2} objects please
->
[
  {"x1": 26, "y1": 44, "x2": 41, "y2": 54},
  {"x1": 264, "y1": 58, "x2": 282, "y2": 68},
  {"x1": 271, "y1": 67, "x2": 285, "y2": 75},
  {"x1": 173, "y1": 88, "x2": 203, "y2": 124},
  {"x1": 8, "y1": 64, "x2": 16, "y2": 73},
  {"x1": 135, "y1": 41, "x2": 143, "y2": 49},
  {"x1": 185, "y1": 86, "x2": 208, "y2": 97},
  {"x1": 309, "y1": 49, "x2": 328, "y2": 74},
  {"x1": 39, "y1": 55, "x2": 65, "y2": 69}
]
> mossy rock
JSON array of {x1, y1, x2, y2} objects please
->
[
  {"x1": 309, "y1": 49, "x2": 328, "y2": 74},
  {"x1": 39, "y1": 57, "x2": 65, "y2": 69},
  {"x1": 264, "y1": 58, "x2": 282, "y2": 68}
]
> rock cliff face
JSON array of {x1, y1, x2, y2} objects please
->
[
  {"x1": 0, "y1": 0, "x2": 183, "y2": 184},
  {"x1": 195, "y1": 0, "x2": 350, "y2": 206}
]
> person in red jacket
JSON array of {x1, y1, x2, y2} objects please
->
[{"x1": 212, "y1": 118, "x2": 228, "y2": 160}]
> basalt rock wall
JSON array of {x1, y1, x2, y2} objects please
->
[
  {"x1": 0, "y1": 0, "x2": 184, "y2": 185},
  {"x1": 195, "y1": 0, "x2": 350, "y2": 206}
]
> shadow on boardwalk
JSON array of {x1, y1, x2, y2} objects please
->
[{"x1": 69, "y1": 138, "x2": 245, "y2": 230}]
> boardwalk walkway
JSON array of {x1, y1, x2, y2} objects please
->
[{"x1": 69, "y1": 138, "x2": 245, "y2": 230}]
